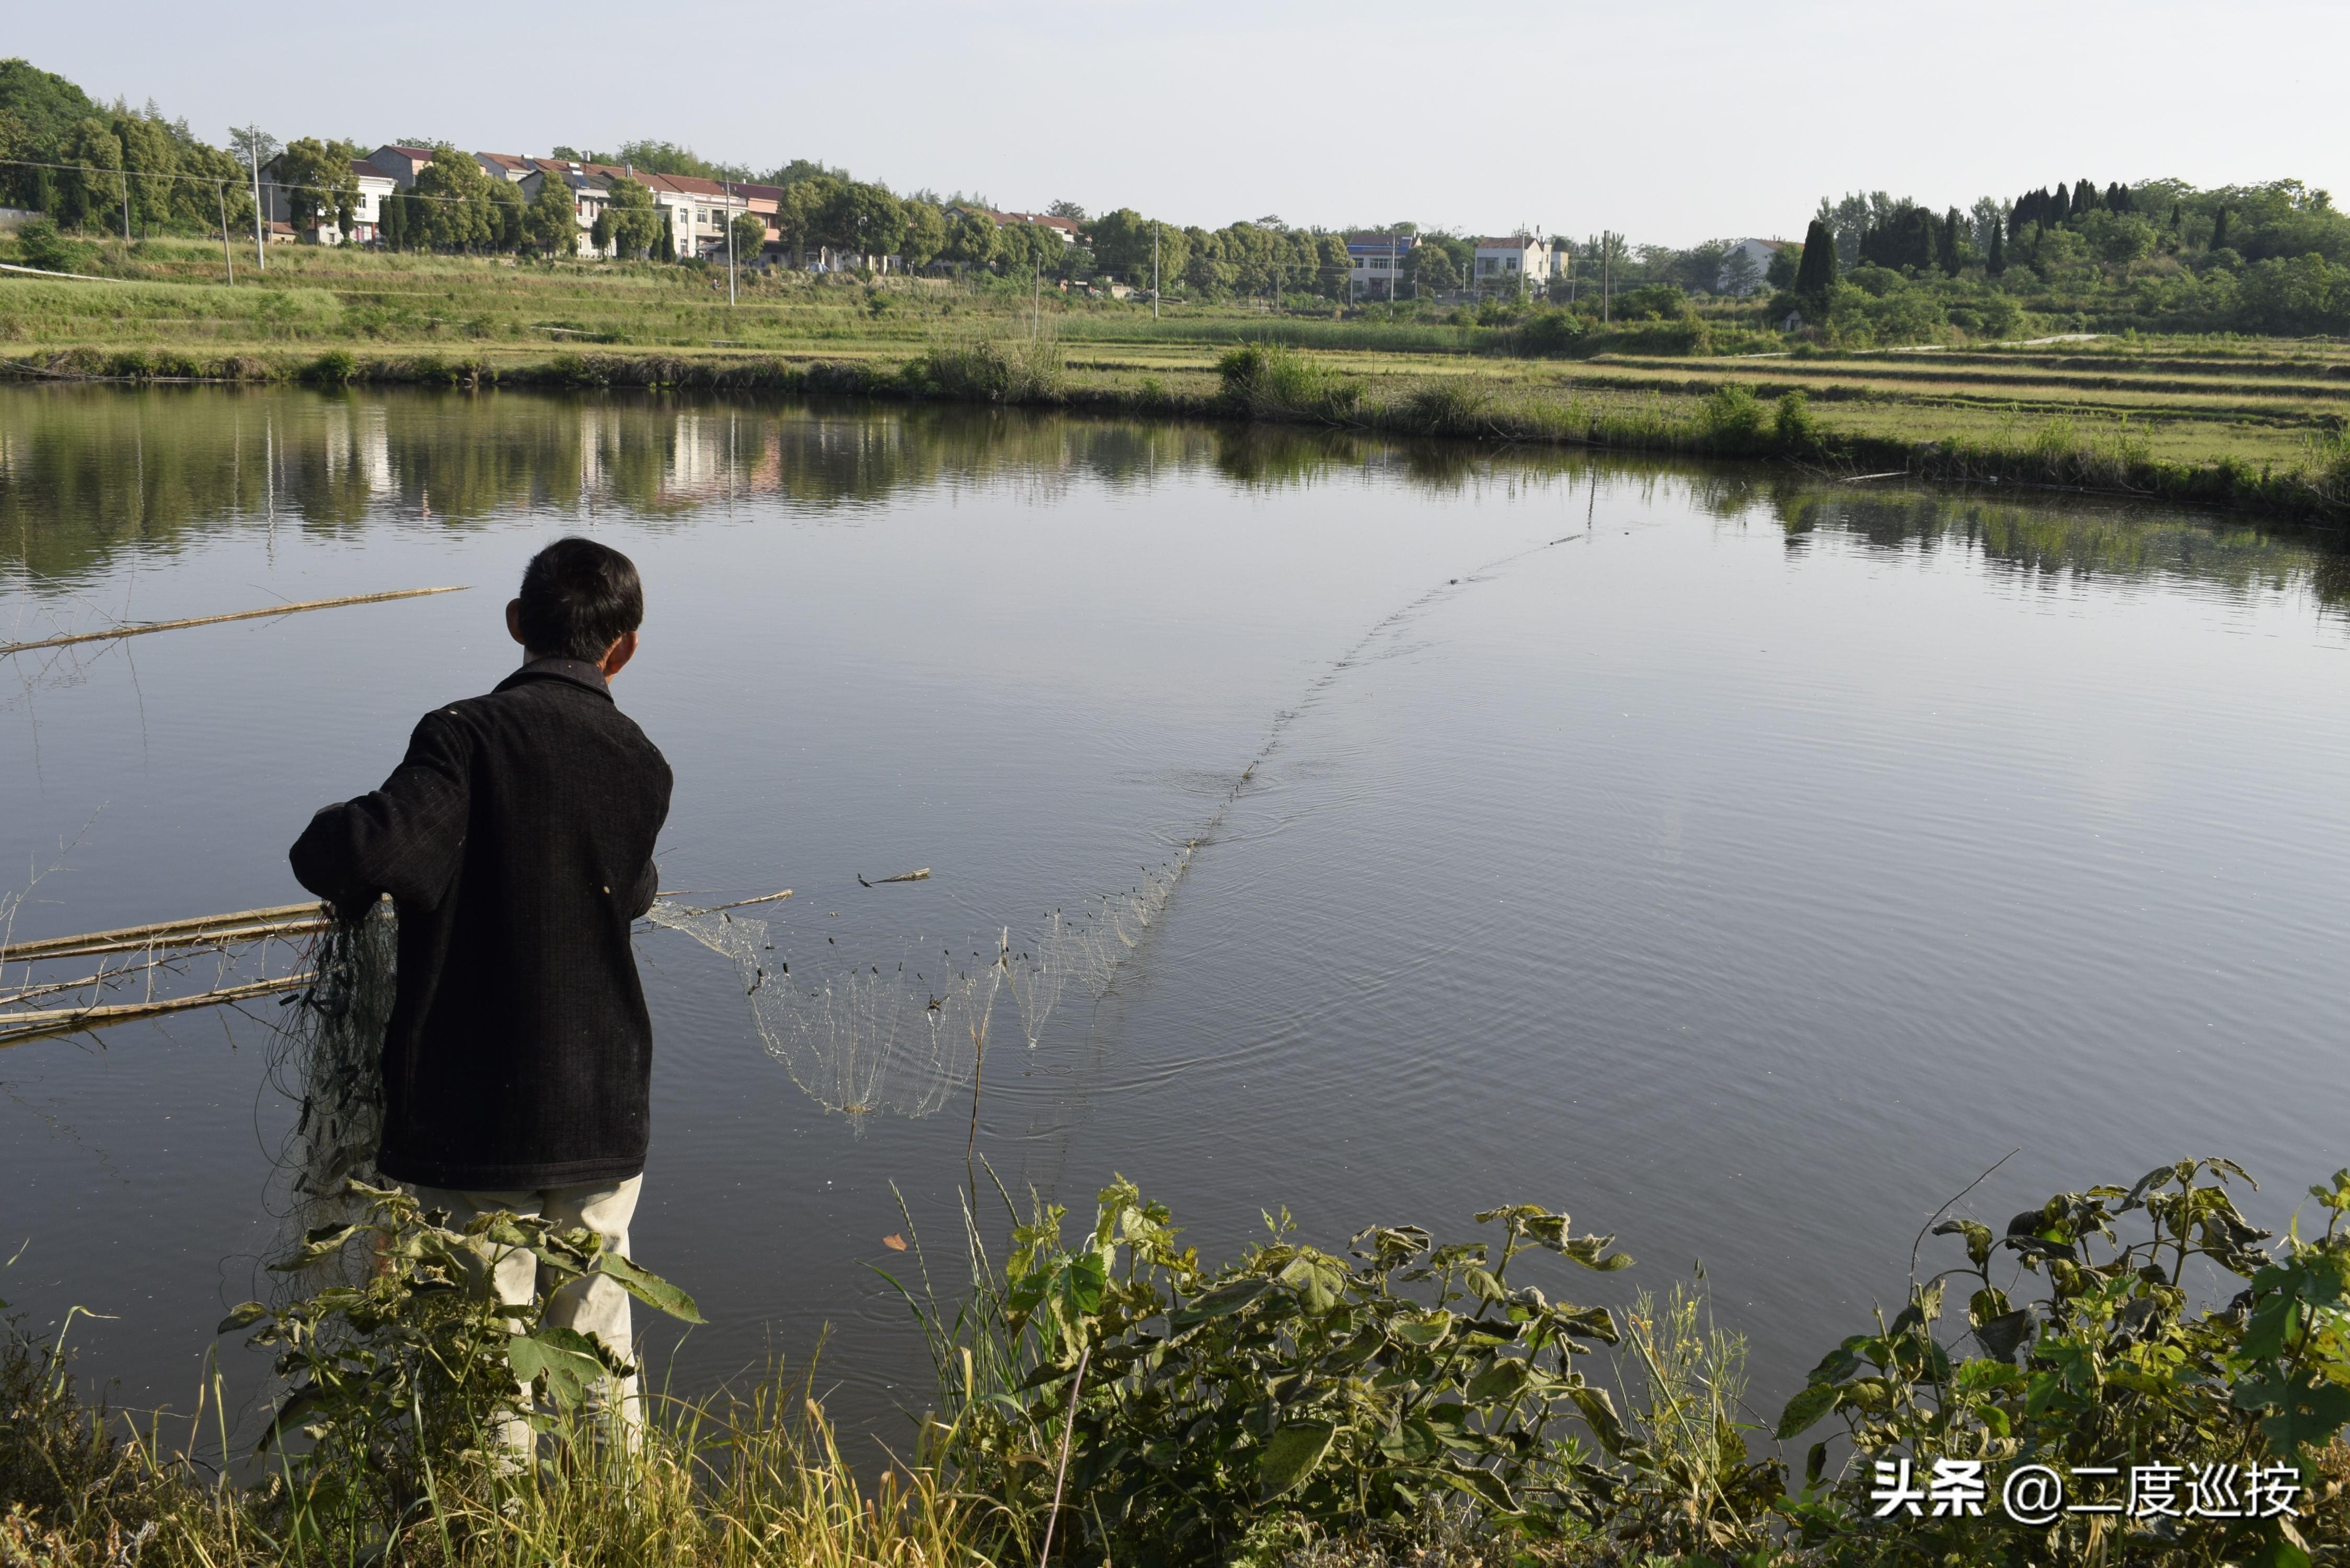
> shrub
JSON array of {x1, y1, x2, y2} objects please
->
[
  {"x1": 13, "y1": 220, "x2": 90, "y2": 276},
  {"x1": 907, "y1": 337, "x2": 1067, "y2": 403},
  {"x1": 302, "y1": 349, "x2": 358, "y2": 386},
  {"x1": 904, "y1": 1180, "x2": 1650, "y2": 1565},
  {"x1": 1215, "y1": 341, "x2": 1361, "y2": 422},
  {"x1": 1698, "y1": 383, "x2": 1768, "y2": 449},
  {"x1": 1780, "y1": 1160, "x2": 2350, "y2": 1566},
  {"x1": 1773, "y1": 388, "x2": 1821, "y2": 451},
  {"x1": 1396, "y1": 377, "x2": 1493, "y2": 435}
]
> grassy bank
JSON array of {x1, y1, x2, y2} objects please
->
[
  {"x1": 6, "y1": 1162, "x2": 2348, "y2": 1567},
  {"x1": 6, "y1": 241, "x2": 2350, "y2": 526}
]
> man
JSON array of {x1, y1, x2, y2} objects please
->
[{"x1": 290, "y1": 536, "x2": 672, "y2": 1440}]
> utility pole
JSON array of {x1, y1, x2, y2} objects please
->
[
  {"x1": 247, "y1": 128, "x2": 266, "y2": 273},
  {"x1": 217, "y1": 183, "x2": 233, "y2": 284},
  {"x1": 724, "y1": 179, "x2": 736, "y2": 306},
  {"x1": 1032, "y1": 260, "x2": 1040, "y2": 340},
  {"x1": 120, "y1": 172, "x2": 131, "y2": 245},
  {"x1": 1151, "y1": 222, "x2": 1159, "y2": 319},
  {"x1": 1603, "y1": 232, "x2": 1612, "y2": 323}
]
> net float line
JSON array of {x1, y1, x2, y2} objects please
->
[{"x1": 0, "y1": 586, "x2": 469, "y2": 658}]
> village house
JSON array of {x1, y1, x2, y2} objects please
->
[
  {"x1": 259, "y1": 154, "x2": 399, "y2": 244},
  {"x1": 1473, "y1": 235, "x2": 1551, "y2": 291},
  {"x1": 1716, "y1": 237, "x2": 1785, "y2": 295},
  {"x1": 1345, "y1": 232, "x2": 1418, "y2": 299},
  {"x1": 944, "y1": 206, "x2": 1079, "y2": 246},
  {"x1": 364, "y1": 145, "x2": 433, "y2": 188}
]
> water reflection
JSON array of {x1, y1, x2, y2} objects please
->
[{"x1": 1, "y1": 385, "x2": 2341, "y2": 616}]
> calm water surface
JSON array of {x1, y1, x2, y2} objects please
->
[{"x1": 3, "y1": 386, "x2": 2346, "y2": 1444}]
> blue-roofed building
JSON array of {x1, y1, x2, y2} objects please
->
[{"x1": 1345, "y1": 232, "x2": 1419, "y2": 300}]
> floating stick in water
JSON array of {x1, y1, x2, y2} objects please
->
[
  {"x1": 0, "y1": 587, "x2": 469, "y2": 657},
  {"x1": 857, "y1": 868, "x2": 931, "y2": 887}
]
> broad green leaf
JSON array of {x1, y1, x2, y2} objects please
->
[
  {"x1": 1465, "y1": 1358, "x2": 1531, "y2": 1404},
  {"x1": 1393, "y1": 1310, "x2": 1453, "y2": 1346},
  {"x1": 1775, "y1": 1380, "x2": 1839, "y2": 1439},
  {"x1": 1257, "y1": 1419, "x2": 1335, "y2": 1500},
  {"x1": 1174, "y1": 1276, "x2": 1272, "y2": 1325},
  {"x1": 1569, "y1": 1384, "x2": 1626, "y2": 1457},
  {"x1": 1436, "y1": 1460, "x2": 1517, "y2": 1514},
  {"x1": 509, "y1": 1328, "x2": 609, "y2": 1406},
  {"x1": 216, "y1": 1301, "x2": 270, "y2": 1334},
  {"x1": 597, "y1": 1250, "x2": 706, "y2": 1323}
]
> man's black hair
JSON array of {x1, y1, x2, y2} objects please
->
[{"x1": 517, "y1": 537, "x2": 644, "y2": 661}]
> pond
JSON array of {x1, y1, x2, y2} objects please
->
[{"x1": 2, "y1": 385, "x2": 2346, "y2": 1447}]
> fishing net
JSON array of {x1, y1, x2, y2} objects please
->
[
  {"x1": 262, "y1": 900, "x2": 396, "y2": 1286},
  {"x1": 643, "y1": 900, "x2": 1001, "y2": 1123}
]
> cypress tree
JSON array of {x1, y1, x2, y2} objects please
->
[
  {"x1": 1792, "y1": 217, "x2": 1837, "y2": 306},
  {"x1": 2210, "y1": 207, "x2": 2230, "y2": 251},
  {"x1": 2050, "y1": 185, "x2": 2070, "y2": 224},
  {"x1": 1987, "y1": 222, "x2": 2007, "y2": 276},
  {"x1": 380, "y1": 189, "x2": 405, "y2": 249},
  {"x1": 1940, "y1": 207, "x2": 1963, "y2": 274},
  {"x1": 1905, "y1": 206, "x2": 1938, "y2": 271}
]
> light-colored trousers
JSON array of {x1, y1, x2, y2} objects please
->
[{"x1": 409, "y1": 1174, "x2": 644, "y2": 1453}]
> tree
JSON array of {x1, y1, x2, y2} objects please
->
[
  {"x1": 411, "y1": 145, "x2": 494, "y2": 250},
  {"x1": 821, "y1": 181, "x2": 905, "y2": 261},
  {"x1": 525, "y1": 172, "x2": 577, "y2": 256},
  {"x1": 1719, "y1": 247, "x2": 1762, "y2": 296},
  {"x1": 1939, "y1": 207, "x2": 1963, "y2": 275},
  {"x1": 58, "y1": 117, "x2": 123, "y2": 231},
  {"x1": 2210, "y1": 207, "x2": 2231, "y2": 252},
  {"x1": 941, "y1": 208, "x2": 998, "y2": 270},
  {"x1": 898, "y1": 200, "x2": 945, "y2": 269},
  {"x1": 487, "y1": 179, "x2": 525, "y2": 252},
  {"x1": 274, "y1": 136, "x2": 360, "y2": 241},
  {"x1": 589, "y1": 206, "x2": 613, "y2": 255},
  {"x1": 1410, "y1": 244, "x2": 1460, "y2": 293},
  {"x1": 1792, "y1": 217, "x2": 1837, "y2": 306},
  {"x1": 657, "y1": 206, "x2": 674, "y2": 259},
  {"x1": 1987, "y1": 222, "x2": 2007, "y2": 276},
  {"x1": 114, "y1": 113, "x2": 179, "y2": 235},
  {"x1": 600, "y1": 180, "x2": 659, "y2": 258},
  {"x1": 1764, "y1": 243, "x2": 1801, "y2": 289},
  {"x1": 729, "y1": 207, "x2": 766, "y2": 261},
  {"x1": 1046, "y1": 199, "x2": 1088, "y2": 223},
  {"x1": 773, "y1": 176, "x2": 839, "y2": 262}
]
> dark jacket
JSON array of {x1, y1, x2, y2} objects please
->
[{"x1": 290, "y1": 659, "x2": 673, "y2": 1191}]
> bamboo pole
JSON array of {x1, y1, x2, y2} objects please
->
[
  {"x1": 1, "y1": 902, "x2": 325, "y2": 964},
  {"x1": 4, "y1": 916, "x2": 328, "y2": 967},
  {"x1": 0, "y1": 972, "x2": 315, "y2": 1051},
  {"x1": 0, "y1": 586, "x2": 469, "y2": 657}
]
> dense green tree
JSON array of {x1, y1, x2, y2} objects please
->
[
  {"x1": 114, "y1": 113, "x2": 179, "y2": 234},
  {"x1": 1792, "y1": 217, "x2": 1837, "y2": 305},
  {"x1": 601, "y1": 180, "x2": 656, "y2": 260},
  {"x1": 729, "y1": 207, "x2": 766, "y2": 260},
  {"x1": 524, "y1": 172, "x2": 577, "y2": 255},
  {"x1": 411, "y1": 145, "x2": 494, "y2": 250},
  {"x1": 898, "y1": 200, "x2": 945, "y2": 268},
  {"x1": 1986, "y1": 221, "x2": 2006, "y2": 275},
  {"x1": 2211, "y1": 206, "x2": 2231, "y2": 251},
  {"x1": 1938, "y1": 207, "x2": 1963, "y2": 274},
  {"x1": 381, "y1": 190, "x2": 409, "y2": 249},
  {"x1": 773, "y1": 176, "x2": 839, "y2": 261},
  {"x1": 820, "y1": 181, "x2": 903, "y2": 260},
  {"x1": 588, "y1": 206, "x2": 613, "y2": 255},
  {"x1": 58, "y1": 118, "x2": 123, "y2": 231},
  {"x1": 1410, "y1": 243, "x2": 1460, "y2": 292},
  {"x1": 941, "y1": 207, "x2": 998, "y2": 269},
  {"x1": 487, "y1": 179, "x2": 525, "y2": 251},
  {"x1": 274, "y1": 136, "x2": 359, "y2": 240}
]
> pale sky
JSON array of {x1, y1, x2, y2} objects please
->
[{"x1": 16, "y1": 0, "x2": 2345, "y2": 246}]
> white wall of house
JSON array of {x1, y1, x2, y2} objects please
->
[
  {"x1": 1716, "y1": 237, "x2": 1782, "y2": 295},
  {"x1": 1473, "y1": 237, "x2": 1550, "y2": 288}
]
